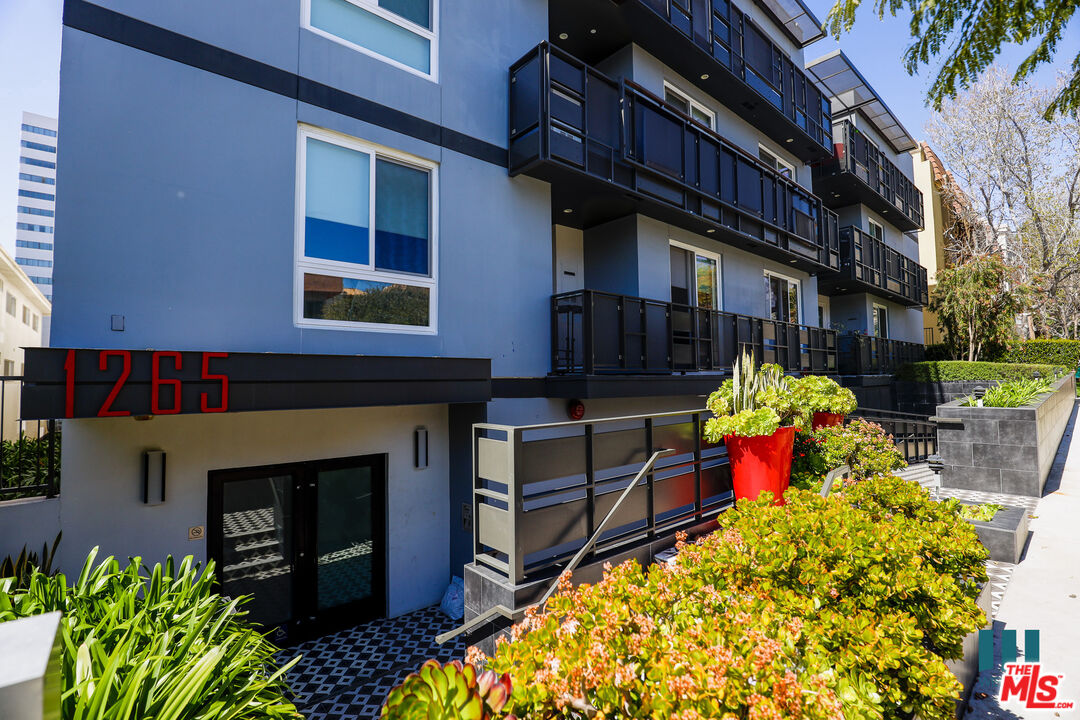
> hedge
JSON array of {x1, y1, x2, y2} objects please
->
[
  {"x1": 897, "y1": 360, "x2": 1064, "y2": 382},
  {"x1": 989, "y1": 339, "x2": 1080, "y2": 368}
]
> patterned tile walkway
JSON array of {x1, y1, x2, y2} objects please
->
[{"x1": 280, "y1": 606, "x2": 466, "y2": 719}]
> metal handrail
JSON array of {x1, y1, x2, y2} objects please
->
[{"x1": 437, "y1": 448, "x2": 675, "y2": 645}]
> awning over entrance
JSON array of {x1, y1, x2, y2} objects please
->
[{"x1": 21, "y1": 348, "x2": 491, "y2": 420}]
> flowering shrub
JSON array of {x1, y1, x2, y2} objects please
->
[
  {"x1": 705, "y1": 350, "x2": 809, "y2": 439},
  {"x1": 480, "y1": 478, "x2": 987, "y2": 720},
  {"x1": 790, "y1": 419, "x2": 907, "y2": 491},
  {"x1": 791, "y1": 375, "x2": 858, "y2": 416}
]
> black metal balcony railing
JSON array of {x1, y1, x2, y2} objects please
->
[
  {"x1": 553, "y1": 289, "x2": 837, "y2": 376},
  {"x1": 850, "y1": 408, "x2": 937, "y2": 463},
  {"x1": 823, "y1": 226, "x2": 929, "y2": 307},
  {"x1": 598, "y1": 0, "x2": 835, "y2": 160},
  {"x1": 813, "y1": 120, "x2": 924, "y2": 231},
  {"x1": 837, "y1": 334, "x2": 925, "y2": 375},
  {"x1": 510, "y1": 43, "x2": 840, "y2": 272}
]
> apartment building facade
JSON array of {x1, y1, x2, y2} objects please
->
[
  {"x1": 15, "y1": 112, "x2": 58, "y2": 303},
  {"x1": 20, "y1": 0, "x2": 926, "y2": 642}
]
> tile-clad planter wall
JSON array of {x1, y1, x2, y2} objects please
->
[
  {"x1": 936, "y1": 375, "x2": 1075, "y2": 496},
  {"x1": 896, "y1": 380, "x2": 1004, "y2": 416}
]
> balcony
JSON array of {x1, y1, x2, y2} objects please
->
[
  {"x1": 548, "y1": 0, "x2": 834, "y2": 161},
  {"x1": 837, "y1": 334, "x2": 924, "y2": 375},
  {"x1": 552, "y1": 289, "x2": 837, "y2": 384},
  {"x1": 510, "y1": 43, "x2": 840, "y2": 274},
  {"x1": 819, "y1": 226, "x2": 929, "y2": 307},
  {"x1": 813, "y1": 120, "x2": 924, "y2": 231}
]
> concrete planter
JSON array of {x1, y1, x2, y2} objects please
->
[
  {"x1": 936, "y1": 375, "x2": 1075, "y2": 496},
  {"x1": 961, "y1": 503, "x2": 1030, "y2": 564}
]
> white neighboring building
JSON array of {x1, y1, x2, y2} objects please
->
[
  {"x1": 0, "y1": 245, "x2": 50, "y2": 438},
  {"x1": 15, "y1": 112, "x2": 58, "y2": 304}
]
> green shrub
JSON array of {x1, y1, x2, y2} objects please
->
[
  {"x1": 381, "y1": 660, "x2": 513, "y2": 720},
  {"x1": 897, "y1": 360, "x2": 1063, "y2": 382},
  {"x1": 989, "y1": 339, "x2": 1080, "y2": 368},
  {"x1": 704, "y1": 349, "x2": 807, "y2": 438},
  {"x1": 0, "y1": 532, "x2": 60, "y2": 590},
  {"x1": 791, "y1": 374, "x2": 858, "y2": 416},
  {"x1": 923, "y1": 343, "x2": 953, "y2": 361},
  {"x1": 960, "y1": 377, "x2": 1054, "y2": 407},
  {"x1": 791, "y1": 419, "x2": 907, "y2": 491},
  {"x1": 0, "y1": 429, "x2": 61, "y2": 499},
  {"x1": 0, "y1": 549, "x2": 300, "y2": 720},
  {"x1": 481, "y1": 478, "x2": 987, "y2": 720},
  {"x1": 959, "y1": 503, "x2": 1002, "y2": 522}
]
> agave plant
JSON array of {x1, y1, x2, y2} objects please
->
[
  {"x1": 381, "y1": 659, "x2": 514, "y2": 720},
  {"x1": 0, "y1": 531, "x2": 60, "y2": 589},
  {"x1": 705, "y1": 348, "x2": 805, "y2": 439}
]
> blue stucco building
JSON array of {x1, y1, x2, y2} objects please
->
[{"x1": 27, "y1": 0, "x2": 927, "y2": 642}]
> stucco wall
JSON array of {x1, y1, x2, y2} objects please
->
[
  {"x1": 55, "y1": 404, "x2": 450, "y2": 617},
  {"x1": 0, "y1": 497, "x2": 60, "y2": 563}
]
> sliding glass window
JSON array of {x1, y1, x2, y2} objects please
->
[
  {"x1": 297, "y1": 126, "x2": 437, "y2": 333},
  {"x1": 306, "y1": 0, "x2": 437, "y2": 79}
]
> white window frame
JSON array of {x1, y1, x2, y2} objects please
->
[
  {"x1": 295, "y1": 124, "x2": 439, "y2": 335},
  {"x1": 663, "y1": 82, "x2": 715, "y2": 129},
  {"x1": 872, "y1": 302, "x2": 889, "y2": 338},
  {"x1": 867, "y1": 219, "x2": 884, "y2": 241},
  {"x1": 301, "y1": 0, "x2": 439, "y2": 82},
  {"x1": 763, "y1": 269, "x2": 802, "y2": 324},
  {"x1": 758, "y1": 144, "x2": 795, "y2": 179},
  {"x1": 670, "y1": 240, "x2": 723, "y2": 310}
]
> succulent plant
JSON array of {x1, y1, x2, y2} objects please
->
[{"x1": 381, "y1": 659, "x2": 514, "y2": 720}]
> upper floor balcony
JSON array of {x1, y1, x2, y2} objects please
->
[
  {"x1": 812, "y1": 120, "x2": 924, "y2": 231},
  {"x1": 819, "y1": 226, "x2": 928, "y2": 307},
  {"x1": 510, "y1": 43, "x2": 840, "y2": 275},
  {"x1": 549, "y1": 0, "x2": 834, "y2": 162}
]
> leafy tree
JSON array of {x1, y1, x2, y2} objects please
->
[
  {"x1": 929, "y1": 253, "x2": 1027, "y2": 360},
  {"x1": 825, "y1": 0, "x2": 1080, "y2": 117}
]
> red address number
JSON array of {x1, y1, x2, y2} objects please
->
[{"x1": 63, "y1": 350, "x2": 229, "y2": 418}]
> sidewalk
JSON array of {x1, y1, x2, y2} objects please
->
[{"x1": 970, "y1": 400, "x2": 1080, "y2": 717}]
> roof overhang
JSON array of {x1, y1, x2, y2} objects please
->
[
  {"x1": 753, "y1": 0, "x2": 826, "y2": 47},
  {"x1": 805, "y1": 49, "x2": 917, "y2": 153},
  {"x1": 21, "y1": 348, "x2": 491, "y2": 419}
]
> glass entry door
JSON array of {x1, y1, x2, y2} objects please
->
[{"x1": 209, "y1": 455, "x2": 386, "y2": 642}]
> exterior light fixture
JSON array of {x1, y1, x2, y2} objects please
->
[
  {"x1": 590, "y1": 28, "x2": 597, "y2": 34},
  {"x1": 789, "y1": 259, "x2": 797, "y2": 264},
  {"x1": 563, "y1": 208, "x2": 573, "y2": 214},
  {"x1": 785, "y1": 138, "x2": 793, "y2": 143},
  {"x1": 415, "y1": 426, "x2": 429, "y2": 469},
  {"x1": 142, "y1": 450, "x2": 166, "y2": 505},
  {"x1": 973, "y1": 386, "x2": 987, "y2": 407},
  {"x1": 1033, "y1": 371, "x2": 1043, "y2": 380},
  {"x1": 700, "y1": 73, "x2": 710, "y2": 80},
  {"x1": 706, "y1": 228, "x2": 715, "y2": 233},
  {"x1": 559, "y1": 32, "x2": 568, "y2": 40},
  {"x1": 567, "y1": 399, "x2": 585, "y2": 421},
  {"x1": 927, "y1": 454, "x2": 944, "y2": 475}
]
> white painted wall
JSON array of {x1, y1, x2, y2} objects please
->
[
  {"x1": 0, "y1": 497, "x2": 60, "y2": 562},
  {"x1": 55, "y1": 403, "x2": 449, "y2": 617}
]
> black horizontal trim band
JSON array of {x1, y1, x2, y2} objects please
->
[{"x1": 62, "y1": 0, "x2": 508, "y2": 167}]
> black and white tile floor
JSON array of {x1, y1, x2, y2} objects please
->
[{"x1": 280, "y1": 606, "x2": 467, "y2": 720}]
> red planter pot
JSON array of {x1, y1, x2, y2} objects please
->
[
  {"x1": 811, "y1": 412, "x2": 845, "y2": 429},
  {"x1": 724, "y1": 426, "x2": 796, "y2": 506}
]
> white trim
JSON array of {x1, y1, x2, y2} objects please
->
[
  {"x1": 867, "y1": 218, "x2": 884, "y2": 241},
  {"x1": 763, "y1": 269, "x2": 802, "y2": 324},
  {"x1": 301, "y1": 0, "x2": 439, "y2": 83},
  {"x1": 295, "y1": 124, "x2": 439, "y2": 335},
  {"x1": 663, "y1": 82, "x2": 715, "y2": 129},
  {"x1": 872, "y1": 302, "x2": 889, "y2": 338},
  {"x1": 758, "y1": 144, "x2": 795, "y2": 179},
  {"x1": 669, "y1": 240, "x2": 723, "y2": 311}
]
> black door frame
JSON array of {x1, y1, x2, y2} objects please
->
[{"x1": 207, "y1": 453, "x2": 388, "y2": 643}]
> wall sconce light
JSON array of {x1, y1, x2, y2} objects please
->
[
  {"x1": 414, "y1": 427, "x2": 428, "y2": 469},
  {"x1": 973, "y1": 386, "x2": 987, "y2": 407},
  {"x1": 567, "y1": 399, "x2": 585, "y2": 421},
  {"x1": 142, "y1": 449, "x2": 166, "y2": 505}
]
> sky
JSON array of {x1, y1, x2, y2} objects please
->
[{"x1": 0, "y1": 0, "x2": 1076, "y2": 259}]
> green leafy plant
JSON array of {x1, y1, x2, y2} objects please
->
[
  {"x1": 959, "y1": 503, "x2": 1002, "y2": 522},
  {"x1": 0, "y1": 531, "x2": 60, "y2": 589},
  {"x1": 792, "y1": 374, "x2": 858, "y2": 416},
  {"x1": 989, "y1": 339, "x2": 1080, "y2": 369},
  {"x1": 897, "y1": 360, "x2": 1063, "y2": 382},
  {"x1": 0, "y1": 429, "x2": 61, "y2": 499},
  {"x1": 381, "y1": 660, "x2": 514, "y2": 720},
  {"x1": 0, "y1": 548, "x2": 301, "y2": 720},
  {"x1": 790, "y1": 419, "x2": 907, "y2": 491},
  {"x1": 481, "y1": 477, "x2": 987, "y2": 720},
  {"x1": 703, "y1": 349, "x2": 807, "y2": 439},
  {"x1": 961, "y1": 376, "x2": 1055, "y2": 407}
]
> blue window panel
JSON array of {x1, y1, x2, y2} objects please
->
[
  {"x1": 380, "y1": 0, "x2": 429, "y2": 28},
  {"x1": 19, "y1": 173, "x2": 55, "y2": 185},
  {"x1": 17, "y1": 223, "x2": 53, "y2": 234},
  {"x1": 311, "y1": 0, "x2": 431, "y2": 74},
  {"x1": 21, "y1": 140, "x2": 56, "y2": 153},
  {"x1": 305, "y1": 138, "x2": 370, "y2": 265},
  {"x1": 17, "y1": 240, "x2": 53, "y2": 251},
  {"x1": 21, "y1": 157, "x2": 55, "y2": 169},
  {"x1": 18, "y1": 206, "x2": 54, "y2": 217},
  {"x1": 19, "y1": 189, "x2": 54, "y2": 201},
  {"x1": 22, "y1": 124, "x2": 57, "y2": 137},
  {"x1": 375, "y1": 159, "x2": 429, "y2": 275}
]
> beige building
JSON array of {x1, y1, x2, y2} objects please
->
[
  {"x1": 0, "y1": 245, "x2": 50, "y2": 437},
  {"x1": 910, "y1": 142, "x2": 972, "y2": 345}
]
